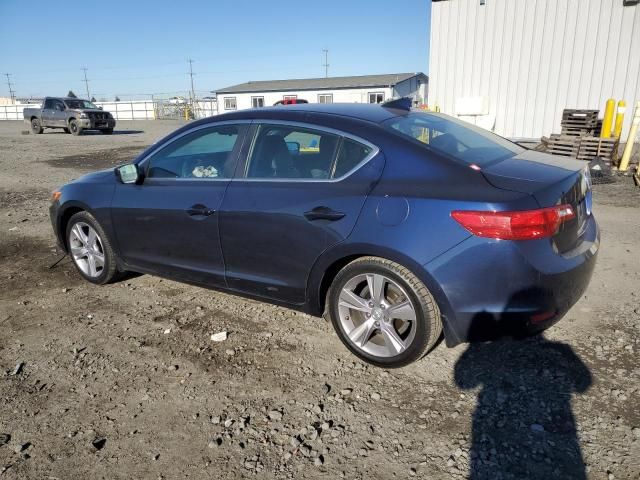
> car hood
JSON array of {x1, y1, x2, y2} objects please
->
[
  {"x1": 481, "y1": 150, "x2": 585, "y2": 194},
  {"x1": 71, "y1": 168, "x2": 116, "y2": 184}
]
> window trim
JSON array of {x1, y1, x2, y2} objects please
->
[
  {"x1": 223, "y1": 96, "x2": 237, "y2": 110},
  {"x1": 368, "y1": 92, "x2": 385, "y2": 104},
  {"x1": 237, "y1": 120, "x2": 379, "y2": 183},
  {"x1": 251, "y1": 96, "x2": 264, "y2": 108},
  {"x1": 136, "y1": 120, "x2": 252, "y2": 182},
  {"x1": 317, "y1": 93, "x2": 333, "y2": 104}
]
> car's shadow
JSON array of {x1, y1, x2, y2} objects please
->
[
  {"x1": 80, "y1": 130, "x2": 144, "y2": 136},
  {"x1": 454, "y1": 302, "x2": 592, "y2": 479},
  {"x1": 41, "y1": 130, "x2": 144, "y2": 135}
]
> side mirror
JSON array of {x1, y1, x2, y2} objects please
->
[
  {"x1": 98, "y1": 106, "x2": 103, "y2": 110},
  {"x1": 116, "y1": 164, "x2": 141, "y2": 184}
]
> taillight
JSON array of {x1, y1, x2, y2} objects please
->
[{"x1": 451, "y1": 205, "x2": 575, "y2": 240}]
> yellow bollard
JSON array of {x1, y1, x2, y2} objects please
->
[
  {"x1": 618, "y1": 101, "x2": 640, "y2": 172},
  {"x1": 613, "y1": 100, "x2": 626, "y2": 138},
  {"x1": 601, "y1": 98, "x2": 616, "y2": 138}
]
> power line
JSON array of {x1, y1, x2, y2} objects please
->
[
  {"x1": 82, "y1": 67, "x2": 91, "y2": 99},
  {"x1": 188, "y1": 58, "x2": 196, "y2": 102},
  {"x1": 5, "y1": 73, "x2": 16, "y2": 102},
  {"x1": 322, "y1": 49, "x2": 329, "y2": 78}
]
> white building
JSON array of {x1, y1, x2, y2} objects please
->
[
  {"x1": 214, "y1": 72, "x2": 428, "y2": 113},
  {"x1": 429, "y1": 0, "x2": 640, "y2": 139}
]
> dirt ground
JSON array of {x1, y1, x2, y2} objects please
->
[{"x1": 0, "y1": 120, "x2": 639, "y2": 480}]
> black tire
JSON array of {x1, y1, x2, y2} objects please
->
[
  {"x1": 327, "y1": 256, "x2": 442, "y2": 368},
  {"x1": 63, "y1": 127, "x2": 70, "y2": 134},
  {"x1": 66, "y1": 211, "x2": 120, "y2": 285},
  {"x1": 102, "y1": 128, "x2": 114, "y2": 135},
  {"x1": 69, "y1": 119, "x2": 82, "y2": 136},
  {"x1": 30, "y1": 118, "x2": 43, "y2": 134}
]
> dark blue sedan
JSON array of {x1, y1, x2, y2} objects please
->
[{"x1": 49, "y1": 99, "x2": 598, "y2": 367}]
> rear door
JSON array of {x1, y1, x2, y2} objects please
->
[
  {"x1": 111, "y1": 122, "x2": 249, "y2": 286},
  {"x1": 41, "y1": 98, "x2": 56, "y2": 126},
  {"x1": 52, "y1": 100, "x2": 67, "y2": 127},
  {"x1": 219, "y1": 121, "x2": 384, "y2": 303}
]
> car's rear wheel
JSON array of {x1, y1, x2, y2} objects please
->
[
  {"x1": 69, "y1": 119, "x2": 82, "y2": 136},
  {"x1": 30, "y1": 118, "x2": 43, "y2": 134},
  {"x1": 328, "y1": 257, "x2": 442, "y2": 368},
  {"x1": 66, "y1": 211, "x2": 119, "y2": 284}
]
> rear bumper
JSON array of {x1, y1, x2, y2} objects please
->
[{"x1": 426, "y1": 216, "x2": 599, "y2": 346}]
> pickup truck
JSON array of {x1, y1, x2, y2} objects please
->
[{"x1": 24, "y1": 97, "x2": 116, "y2": 135}]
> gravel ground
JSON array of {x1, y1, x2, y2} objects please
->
[{"x1": 0, "y1": 120, "x2": 639, "y2": 480}]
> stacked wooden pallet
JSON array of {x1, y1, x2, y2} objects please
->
[
  {"x1": 560, "y1": 109, "x2": 599, "y2": 137},
  {"x1": 576, "y1": 137, "x2": 619, "y2": 162},
  {"x1": 545, "y1": 134, "x2": 581, "y2": 157},
  {"x1": 542, "y1": 134, "x2": 619, "y2": 165}
]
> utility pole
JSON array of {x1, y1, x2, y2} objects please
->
[
  {"x1": 188, "y1": 58, "x2": 196, "y2": 102},
  {"x1": 82, "y1": 67, "x2": 91, "y2": 99},
  {"x1": 5, "y1": 73, "x2": 16, "y2": 103},
  {"x1": 322, "y1": 49, "x2": 329, "y2": 78}
]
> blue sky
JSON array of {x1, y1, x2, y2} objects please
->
[{"x1": 0, "y1": 0, "x2": 431, "y2": 100}]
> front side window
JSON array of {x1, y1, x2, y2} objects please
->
[
  {"x1": 246, "y1": 124, "x2": 340, "y2": 179},
  {"x1": 224, "y1": 97, "x2": 237, "y2": 110},
  {"x1": 368, "y1": 92, "x2": 385, "y2": 104},
  {"x1": 251, "y1": 96, "x2": 264, "y2": 108},
  {"x1": 44, "y1": 99, "x2": 55, "y2": 109},
  {"x1": 318, "y1": 94, "x2": 333, "y2": 104},
  {"x1": 383, "y1": 112, "x2": 524, "y2": 166},
  {"x1": 146, "y1": 124, "x2": 244, "y2": 179}
]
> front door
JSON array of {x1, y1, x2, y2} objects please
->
[
  {"x1": 219, "y1": 122, "x2": 383, "y2": 303},
  {"x1": 111, "y1": 122, "x2": 249, "y2": 286}
]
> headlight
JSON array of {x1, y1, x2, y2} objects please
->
[{"x1": 79, "y1": 112, "x2": 88, "y2": 118}]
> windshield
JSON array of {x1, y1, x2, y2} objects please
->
[
  {"x1": 64, "y1": 99, "x2": 99, "y2": 110},
  {"x1": 383, "y1": 112, "x2": 524, "y2": 166}
]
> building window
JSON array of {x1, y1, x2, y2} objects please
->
[
  {"x1": 224, "y1": 97, "x2": 237, "y2": 110},
  {"x1": 318, "y1": 94, "x2": 333, "y2": 104},
  {"x1": 368, "y1": 92, "x2": 385, "y2": 104},
  {"x1": 251, "y1": 96, "x2": 264, "y2": 108},
  {"x1": 283, "y1": 95, "x2": 297, "y2": 101}
]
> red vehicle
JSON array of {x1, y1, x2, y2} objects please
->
[{"x1": 274, "y1": 98, "x2": 309, "y2": 105}]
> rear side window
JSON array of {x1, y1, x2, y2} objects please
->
[
  {"x1": 383, "y1": 112, "x2": 523, "y2": 166},
  {"x1": 246, "y1": 124, "x2": 340, "y2": 179}
]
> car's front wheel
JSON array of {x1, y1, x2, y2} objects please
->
[
  {"x1": 328, "y1": 257, "x2": 442, "y2": 368},
  {"x1": 66, "y1": 211, "x2": 119, "y2": 284},
  {"x1": 69, "y1": 119, "x2": 82, "y2": 136}
]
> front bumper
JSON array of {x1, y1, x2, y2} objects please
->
[
  {"x1": 426, "y1": 216, "x2": 599, "y2": 346},
  {"x1": 78, "y1": 117, "x2": 116, "y2": 129}
]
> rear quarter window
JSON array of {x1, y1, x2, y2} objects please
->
[
  {"x1": 333, "y1": 138, "x2": 372, "y2": 178},
  {"x1": 383, "y1": 112, "x2": 523, "y2": 166}
]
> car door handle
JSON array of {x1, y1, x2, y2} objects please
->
[
  {"x1": 304, "y1": 206, "x2": 345, "y2": 221},
  {"x1": 186, "y1": 204, "x2": 215, "y2": 217}
]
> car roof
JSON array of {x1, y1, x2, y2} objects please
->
[{"x1": 217, "y1": 102, "x2": 409, "y2": 124}]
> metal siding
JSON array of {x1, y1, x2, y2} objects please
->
[{"x1": 429, "y1": 0, "x2": 640, "y2": 140}]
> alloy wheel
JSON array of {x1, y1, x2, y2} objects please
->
[
  {"x1": 68, "y1": 222, "x2": 105, "y2": 278},
  {"x1": 337, "y1": 273, "x2": 417, "y2": 358}
]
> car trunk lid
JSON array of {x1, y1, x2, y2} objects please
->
[{"x1": 480, "y1": 150, "x2": 591, "y2": 253}]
